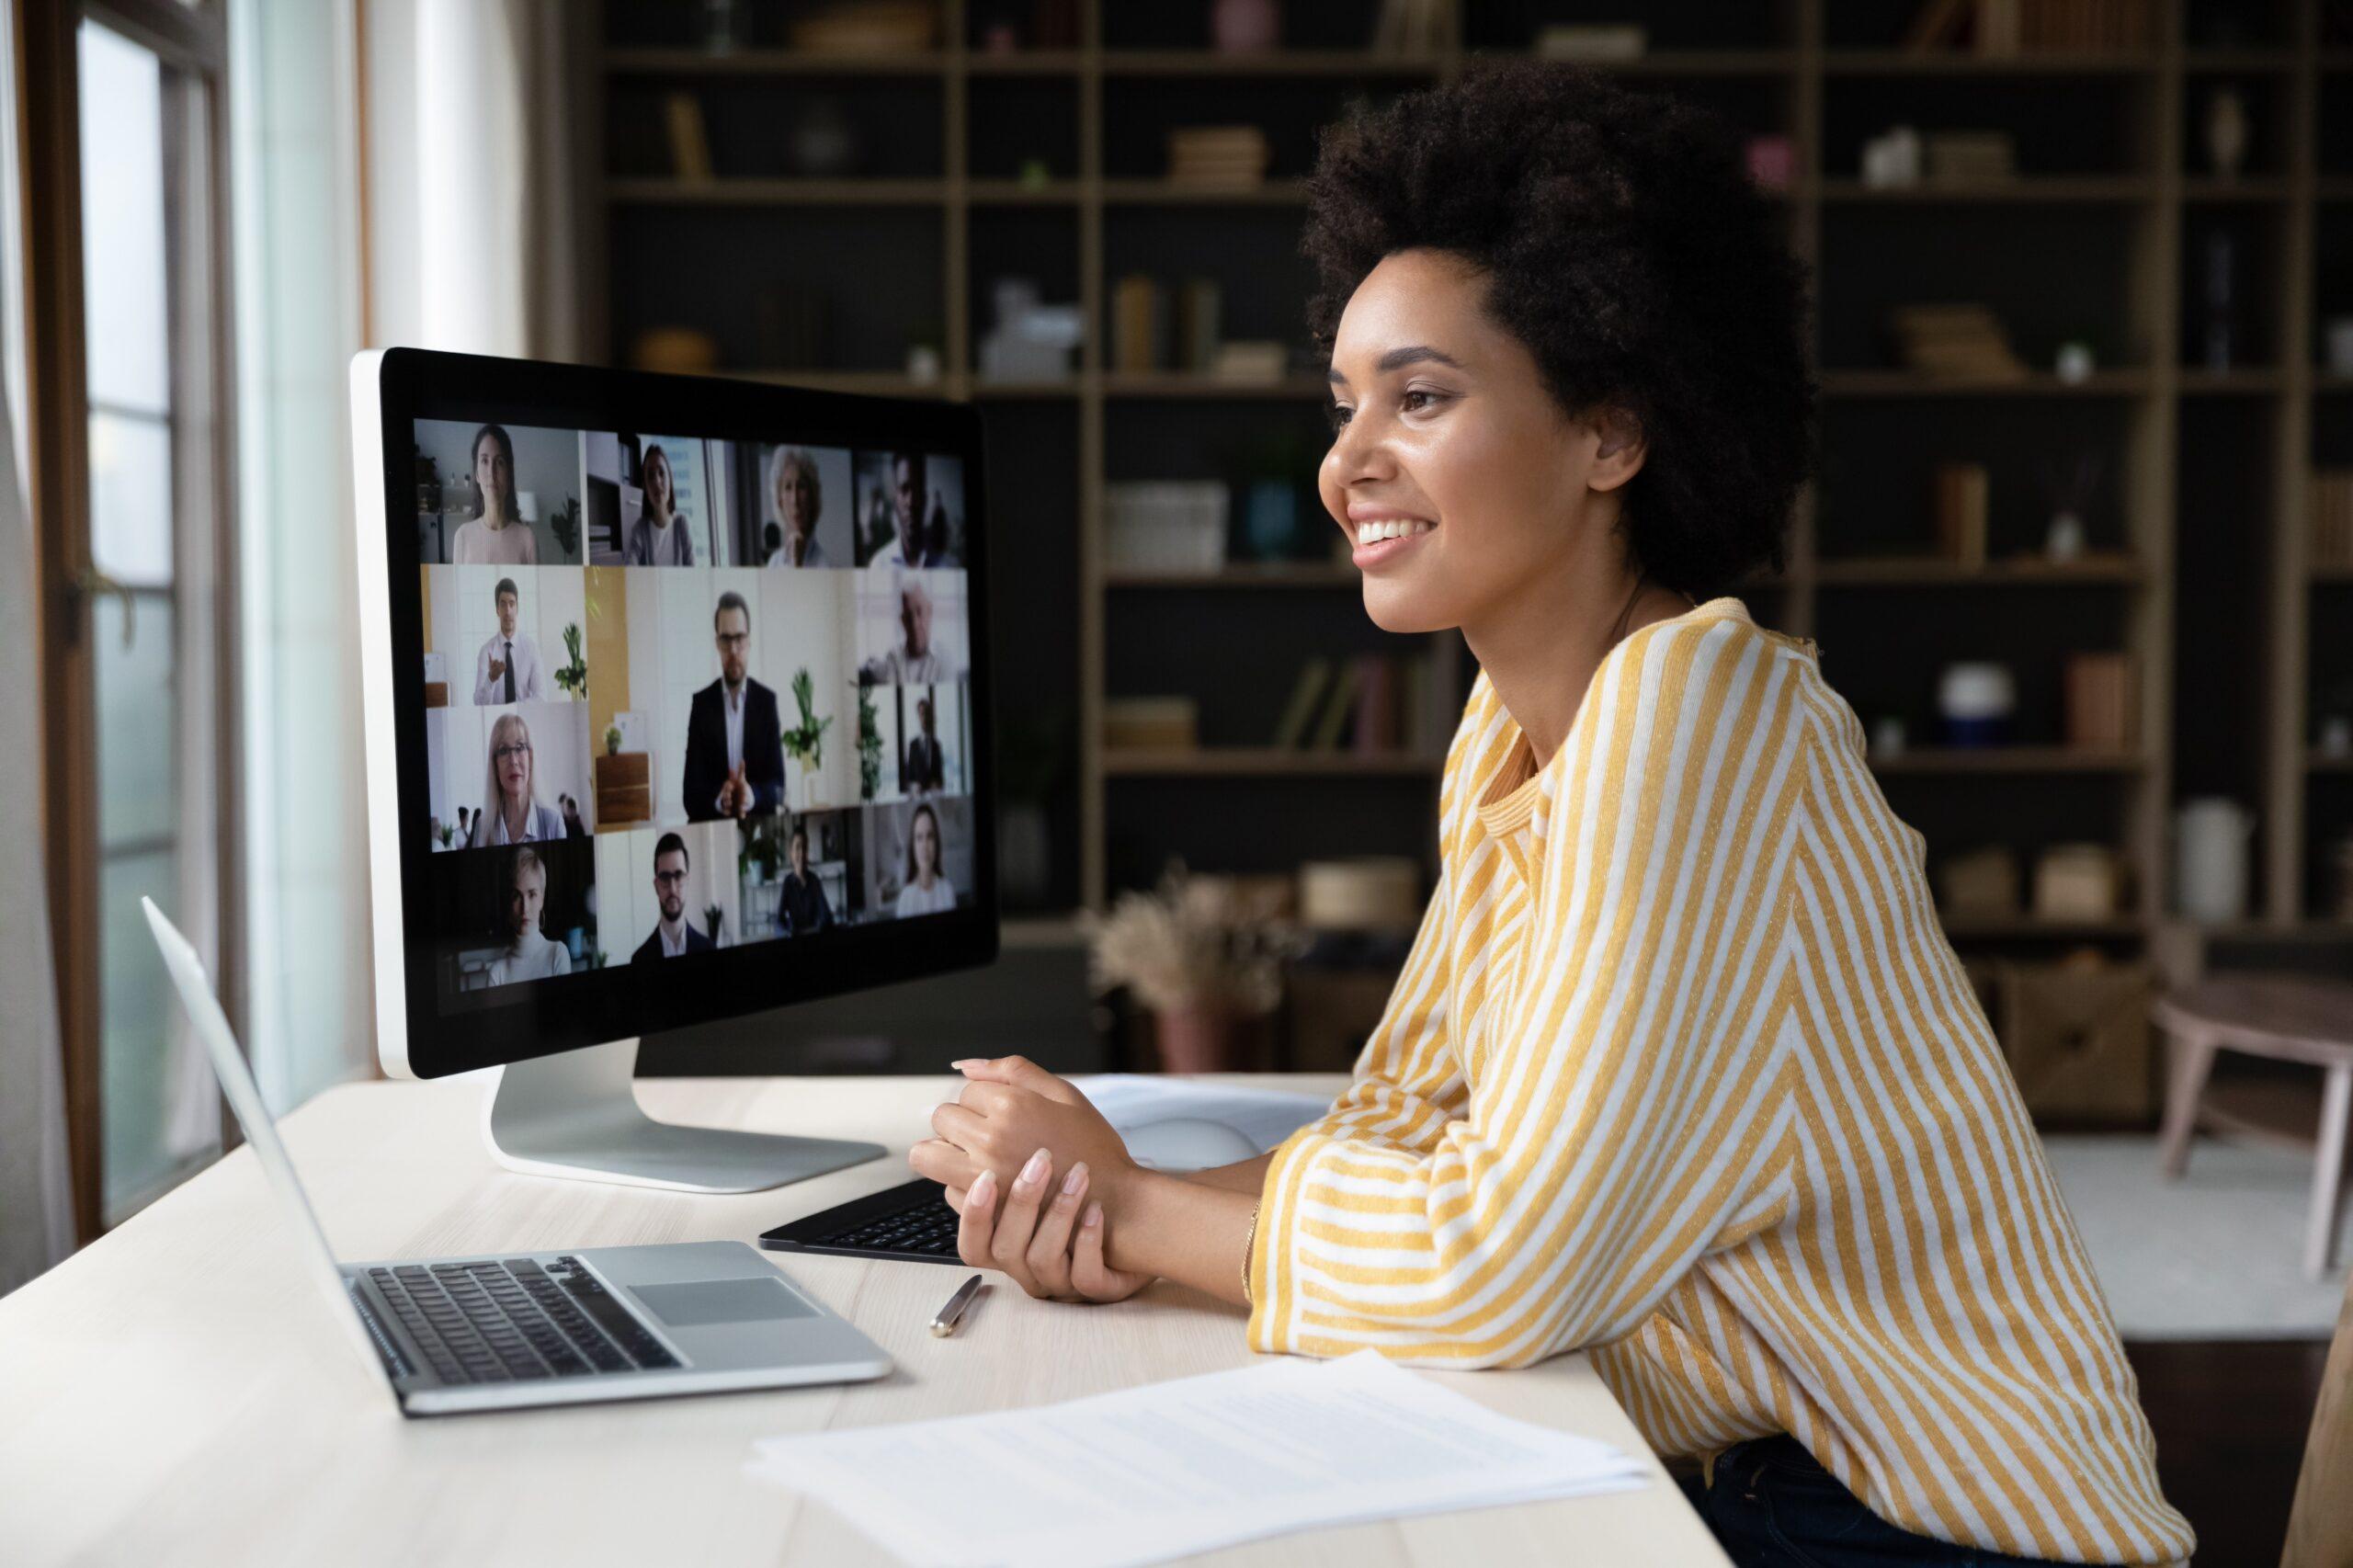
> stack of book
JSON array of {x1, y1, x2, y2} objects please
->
[
  {"x1": 1166, "y1": 127, "x2": 1269, "y2": 190},
  {"x1": 1887, "y1": 304, "x2": 2028, "y2": 381},
  {"x1": 2314, "y1": 470, "x2": 2353, "y2": 569},
  {"x1": 1112, "y1": 276, "x2": 1223, "y2": 374},
  {"x1": 1271, "y1": 653, "x2": 1454, "y2": 757},
  {"x1": 1924, "y1": 132, "x2": 2016, "y2": 184}
]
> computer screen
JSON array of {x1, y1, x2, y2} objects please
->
[{"x1": 354, "y1": 350, "x2": 997, "y2": 1081}]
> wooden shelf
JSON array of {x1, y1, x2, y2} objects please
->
[
  {"x1": 1099, "y1": 49, "x2": 1445, "y2": 76},
  {"x1": 607, "y1": 178, "x2": 949, "y2": 205},
  {"x1": 1105, "y1": 564, "x2": 1353, "y2": 589},
  {"x1": 1818, "y1": 176, "x2": 2154, "y2": 203},
  {"x1": 605, "y1": 48, "x2": 948, "y2": 76},
  {"x1": 1818, "y1": 369, "x2": 2152, "y2": 397},
  {"x1": 583, "y1": 4, "x2": 2351, "y2": 928},
  {"x1": 1937, "y1": 915, "x2": 2145, "y2": 938},
  {"x1": 1813, "y1": 556, "x2": 2143, "y2": 586},
  {"x1": 1821, "y1": 49, "x2": 2157, "y2": 74},
  {"x1": 1103, "y1": 749, "x2": 1442, "y2": 778},
  {"x1": 1870, "y1": 747, "x2": 2145, "y2": 775}
]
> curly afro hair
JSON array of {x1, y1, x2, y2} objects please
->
[{"x1": 1301, "y1": 61, "x2": 1817, "y2": 601}]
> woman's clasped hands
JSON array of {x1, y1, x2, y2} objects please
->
[{"x1": 908, "y1": 1056, "x2": 1154, "y2": 1303}]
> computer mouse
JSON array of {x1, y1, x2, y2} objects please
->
[{"x1": 1122, "y1": 1117, "x2": 1262, "y2": 1172}]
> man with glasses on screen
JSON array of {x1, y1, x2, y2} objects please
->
[
  {"x1": 683, "y1": 591, "x2": 785, "y2": 822},
  {"x1": 631, "y1": 833, "x2": 714, "y2": 961}
]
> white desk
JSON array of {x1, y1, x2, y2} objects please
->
[{"x1": 0, "y1": 1074, "x2": 1729, "y2": 1567}]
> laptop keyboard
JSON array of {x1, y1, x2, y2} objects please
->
[{"x1": 366, "y1": 1256, "x2": 679, "y2": 1385}]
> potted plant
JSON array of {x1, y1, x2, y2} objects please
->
[
  {"x1": 604, "y1": 722, "x2": 623, "y2": 757},
  {"x1": 548, "y1": 494, "x2": 582, "y2": 559},
  {"x1": 855, "y1": 677, "x2": 884, "y2": 801},
  {"x1": 780, "y1": 667, "x2": 833, "y2": 809},
  {"x1": 704, "y1": 903, "x2": 724, "y2": 946},
  {"x1": 1085, "y1": 860, "x2": 1303, "y2": 1073},
  {"x1": 553, "y1": 622, "x2": 588, "y2": 699}
]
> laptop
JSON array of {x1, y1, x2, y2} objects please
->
[{"x1": 142, "y1": 898, "x2": 892, "y2": 1415}]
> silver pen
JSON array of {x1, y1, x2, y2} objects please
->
[{"x1": 930, "y1": 1272, "x2": 984, "y2": 1337}]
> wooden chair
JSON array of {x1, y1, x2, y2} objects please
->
[
  {"x1": 2283, "y1": 1265, "x2": 2353, "y2": 1568},
  {"x1": 2151, "y1": 973, "x2": 2353, "y2": 1281}
]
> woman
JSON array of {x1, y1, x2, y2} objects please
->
[
  {"x1": 892, "y1": 802, "x2": 955, "y2": 916},
  {"x1": 624, "y1": 443, "x2": 695, "y2": 565},
  {"x1": 907, "y1": 63, "x2": 2193, "y2": 1568},
  {"x1": 483, "y1": 846, "x2": 569, "y2": 985},
  {"x1": 449, "y1": 424, "x2": 538, "y2": 566},
  {"x1": 766, "y1": 446, "x2": 829, "y2": 567},
  {"x1": 468, "y1": 711, "x2": 565, "y2": 847}
]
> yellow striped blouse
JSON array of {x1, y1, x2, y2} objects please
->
[{"x1": 1247, "y1": 597, "x2": 2194, "y2": 1565}]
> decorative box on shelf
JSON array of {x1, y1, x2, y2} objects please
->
[
  {"x1": 1105, "y1": 482, "x2": 1230, "y2": 573},
  {"x1": 595, "y1": 751, "x2": 652, "y2": 826},
  {"x1": 1995, "y1": 956, "x2": 2155, "y2": 1123}
]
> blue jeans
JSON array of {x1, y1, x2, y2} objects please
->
[{"x1": 1676, "y1": 1435, "x2": 2081, "y2": 1567}]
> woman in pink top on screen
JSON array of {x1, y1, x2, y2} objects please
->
[{"x1": 449, "y1": 424, "x2": 538, "y2": 566}]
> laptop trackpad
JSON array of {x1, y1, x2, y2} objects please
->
[{"x1": 631, "y1": 1277, "x2": 814, "y2": 1328}]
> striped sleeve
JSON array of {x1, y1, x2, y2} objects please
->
[{"x1": 1248, "y1": 619, "x2": 1809, "y2": 1367}]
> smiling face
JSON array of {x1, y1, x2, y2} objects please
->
[
  {"x1": 1320, "y1": 248, "x2": 1645, "y2": 638},
  {"x1": 493, "y1": 718, "x2": 533, "y2": 803}
]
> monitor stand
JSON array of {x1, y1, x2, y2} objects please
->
[{"x1": 483, "y1": 1039, "x2": 886, "y2": 1194}]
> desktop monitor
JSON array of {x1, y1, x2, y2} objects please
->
[{"x1": 350, "y1": 348, "x2": 996, "y2": 1192}]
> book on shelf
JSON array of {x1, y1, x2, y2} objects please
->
[
  {"x1": 1907, "y1": 0, "x2": 2151, "y2": 57},
  {"x1": 1271, "y1": 652, "x2": 1452, "y2": 757},
  {"x1": 2063, "y1": 652, "x2": 2134, "y2": 750},
  {"x1": 1271, "y1": 658, "x2": 1335, "y2": 751},
  {"x1": 2314, "y1": 470, "x2": 2353, "y2": 570},
  {"x1": 1166, "y1": 126, "x2": 1270, "y2": 189},
  {"x1": 1175, "y1": 278, "x2": 1222, "y2": 376},
  {"x1": 1112, "y1": 275, "x2": 1166, "y2": 374},
  {"x1": 1308, "y1": 661, "x2": 1362, "y2": 751},
  {"x1": 1933, "y1": 461, "x2": 1989, "y2": 568},
  {"x1": 664, "y1": 93, "x2": 713, "y2": 183}
]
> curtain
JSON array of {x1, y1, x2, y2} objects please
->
[{"x1": 0, "y1": 360, "x2": 76, "y2": 1293}]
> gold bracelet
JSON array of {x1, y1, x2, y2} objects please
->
[{"x1": 1241, "y1": 1199, "x2": 1264, "y2": 1306}]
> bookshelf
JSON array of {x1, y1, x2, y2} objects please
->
[{"x1": 577, "y1": 0, "x2": 2353, "y2": 978}]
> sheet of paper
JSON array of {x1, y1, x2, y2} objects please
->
[
  {"x1": 745, "y1": 1348, "x2": 1649, "y2": 1568},
  {"x1": 1066, "y1": 1074, "x2": 1333, "y2": 1154}
]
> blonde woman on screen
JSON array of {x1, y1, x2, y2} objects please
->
[
  {"x1": 766, "y1": 446, "x2": 829, "y2": 567},
  {"x1": 469, "y1": 711, "x2": 565, "y2": 846},
  {"x1": 624, "y1": 443, "x2": 695, "y2": 566},
  {"x1": 449, "y1": 424, "x2": 539, "y2": 566},
  {"x1": 892, "y1": 802, "x2": 955, "y2": 916},
  {"x1": 484, "y1": 846, "x2": 570, "y2": 985}
]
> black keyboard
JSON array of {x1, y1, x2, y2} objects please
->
[
  {"x1": 360, "y1": 1256, "x2": 680, "y2": 1385},
  {"x1": 758, "y1": 1177, "x2": 965, "y2": 1265}
]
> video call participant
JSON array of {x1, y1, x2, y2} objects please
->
[
  {"x1": 893, "y1": 801, "x2": 957, "y2": 917},
  {"x1": 858, "y1": 574, "x2": 961, "y2": 685},
  {"x1": 903, "y1": 696, "x2": 944, "y2": 793},
  {"x1": 472, "y1": 576, "x2": 547, "y2": 704},
  {"x1": 684, "y1": 590, "x2": 785, "y2": 822},
  {"x1": 631, "y1": 831, "x2": 714, "y2": 960},
  {"x1": 559, "y1": 794, "x2": 588, "y2": 839},
  {"x1": 779, "y1": 821, "x2": 833, "y2": 935},
  {"x1": 484, "y1": 846, "x2": 571, "y2": 984},
  {"x1": 766, "y1": 447, "x2": 829, "y2": 567},
  {"x1": 449, "y1": 424, "x2": 539, "y2": 566},
  {"x1": 871, "y1": 451, "x2": 954, "y2": 569},
  {"x1": 469, "y1": 711, "x2": 566, "y2": 846},
  {"x1": 624, "y1": 443, "x2": 696, "y2": 565}
]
